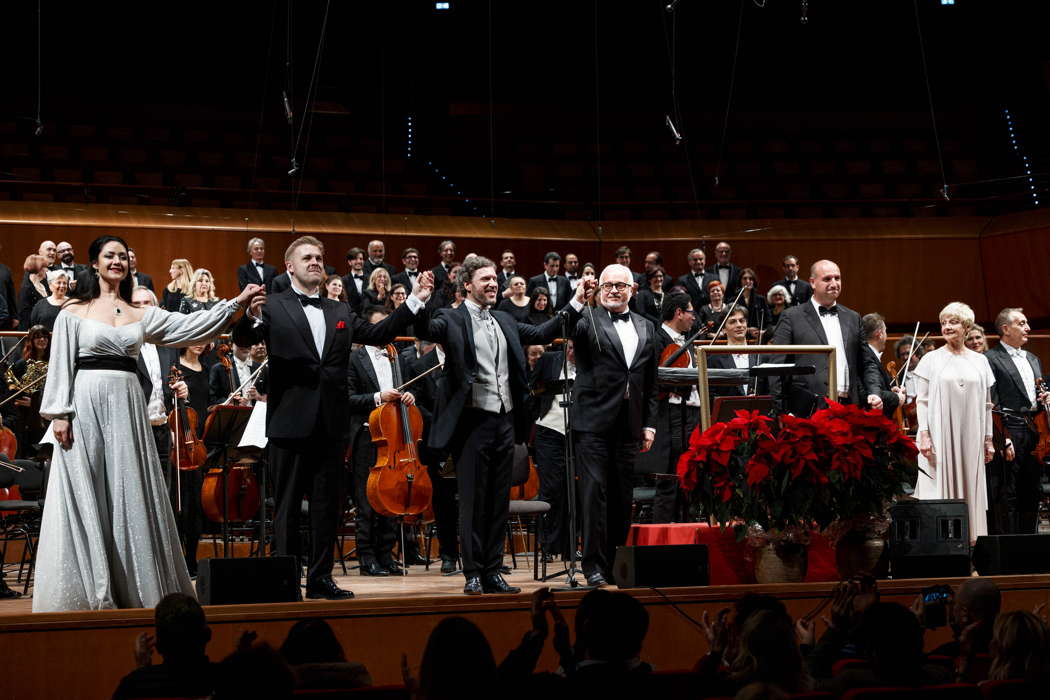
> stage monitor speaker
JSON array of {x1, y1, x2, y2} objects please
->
[
  {"x1": 613, "y1": 544, "x2": 709, "y2": 588},
  {"x1": 196, "y1": 556, "x2": 300, "y2": 605},
  {"x1": 889, "y1": 499, "x2": 971, "y2": 579},
  {"x1": 973, "y1": 535, "x2": 1050, "y2": 576}
]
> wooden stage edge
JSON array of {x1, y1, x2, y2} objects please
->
[{"x1": 2, "y1": 573, "x2": 1050, "y2": 700}]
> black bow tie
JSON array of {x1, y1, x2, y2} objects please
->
[
  {"x1": 297, "y1": 294, "x2": 322, "y2": 308},
  {"x1": 718, "y1": 264, "x2": 730, "y2": 270},
  {"x1": 818, "y1": 305, "x2": 838, "y2": 317},
  {"x1": 611, "y1": 311, "x2": 631, "y2": 323},
  {"x1": 566, "y1": 273, "x2": 576, "y2": 279},
  {"x1": 353, "y1": 274, "x2": 364, "y2": 280},
  {"x1": 253, "y1": 262, "x2": 265, "y2": 268},
  {"x1": 407, "y1": 270, "x2": 418, "y2": 276}
]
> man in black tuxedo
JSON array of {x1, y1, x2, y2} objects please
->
[
  {"x1": 769, "y1": 259, "x2": 863, "y2": 417},
  {"x1": 571, "y1": 264, "x2": 659, "y2": 586},
  {"x1": 430, "y1": 239, "x2": 457, "y2": 290},
  {"x1": 391, "y1": 247, "x2": 422, "y2": 291},
  {"x1": 415, "y1": 255, "x2": 586, "y2": 595},
  {"x1": 237, "y1": 237, "x2": 277, "y2": 292},
  {"x1": 705, "y1": 241, "x2": 742, "y2": 301},
  {"x1": 53, "y1": 241, "x2": 91, "y2": 292},
  {"x1": 239, "y1": 235, "x2": 434, "y2": 599},
  {"x1": 495, "y1": 249, "x2": 517, "y2": 296},
  {"x1": 861, "y1": 313, "x2": 904, "y2": 419},
  {"x1": 339, "y1": 247, "x2": 367, "y2": 313},
  {"x1": 770, "y1": 255, "x2": 812, "y2": 307},
  {"x1": 986, "y1": 307, "x2": 1050, "y2": 534},
  {"x1": 346, "y1": 306, "x2": 418, "y2": 576},
  {"x1": 362, "y1": 239, "x2": 396, "y2": 278},
  {"x1": 706, "y1": 306, "x2": 769, "y2": 404},
  {"x1": 526, "y1": 252, "x2": 573, "y2": 311},
  {"x1": 207, "y1": 342, "x2": 262, "y2": 407},
  {"x1": 127, "y1": 248, "x2": 154, "y2": 291},
  {"x1": 677, "y1": 248, "x2": 718, "y2": 317},
  {"x1": 563, "y1": 252, "x2": 582, "y2": 290}
]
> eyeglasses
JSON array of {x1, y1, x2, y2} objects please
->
[{"x1": 600, "y1": 282, "x2": 630, "y2": 292}]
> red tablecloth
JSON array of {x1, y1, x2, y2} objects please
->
[{"x1": 626, "y1": 523, "x2": 837, "y2": 585}]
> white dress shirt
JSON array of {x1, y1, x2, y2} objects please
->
[
  {"x1": 367, "y1": 345, "x2": 395, "y2": 408},
  {"x1": 140, "y1": 342, "x2": 168, "y2": 426},
  {"x1": 544, "y1": 275, "x2": 559, "y2": 307},
  {"x1": 811, "y1": 297, "x2": 849, "y2": 397},
  {"x1": 999, "y1": 340, "x2": 1037, "y2": 406},
  {"x1": 613, "y1": 310, "x2": 639, "y2": 368},
  {"x1": 536, "y1": 362, "x2": 576, "y2": 435}
]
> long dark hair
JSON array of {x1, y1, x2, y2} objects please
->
[{"x1": 67, "y1": 235, "x2": 135, "y2": 305}]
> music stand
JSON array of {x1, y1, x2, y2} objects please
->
[
  {"x1": 202, "y1": 405, "x2": 253, "y2": 558},
  {"x1": 711, "y1": 396, "x2": 774, "y2": 423}
]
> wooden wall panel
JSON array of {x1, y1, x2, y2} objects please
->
[{"x1": 979, "y1": 225, "x2": 1050, "y2": 322}]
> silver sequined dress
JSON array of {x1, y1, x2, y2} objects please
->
[{"x1": 33, "y1": 301, "x2": 238, "y2": 612}]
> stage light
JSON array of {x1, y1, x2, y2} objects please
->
[
  {"x1": 435, "y1": 2, "x2": 450, "y2": 9},
  {"x1": 940, "y1": 0, "x2": 955, "y2": 6}
]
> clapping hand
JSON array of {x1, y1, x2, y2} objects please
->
[{"x1": 413, "y1": 271, "x2": 435, "y2": 303}]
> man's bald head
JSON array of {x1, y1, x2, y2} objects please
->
[{"x1": 809, "y1": 259, "x2": 842, "y2": 306}]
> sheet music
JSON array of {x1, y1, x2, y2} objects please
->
[{"x1": 238, "y1": 400, "x2": 268, "y2": 448}]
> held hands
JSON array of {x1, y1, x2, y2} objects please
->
[
  {"x1": 412, "y1": 271, "x2": 435, "y2": 303},
  {"x1": 640, "y1": 428, "x2": 656, "y2": 453},
  {"x1": 701, "y1": 607, "x2": 731, "y2": 656},
  {"x1": 236, "y1": 283, "x2": 265, "y2": 310},
  {"x1": 984, "y1": 436, "x2": 995, "y2": 464}
]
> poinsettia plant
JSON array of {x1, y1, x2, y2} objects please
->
[{"x1": 676, "y1": 402, "x2": 918, "y2": 540}]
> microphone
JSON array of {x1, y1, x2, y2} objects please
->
[
  {"x1": 282, "y1": 91, "x2": 293, "y2": 124},
  {"x1": 665, "y1": 115, "x2": 682, "y2": 144}
]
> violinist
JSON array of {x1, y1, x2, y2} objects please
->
[
  {"x1": 174, "y1": 343, "x2": 209, "y2": 577},
  {"x1": 637, "y1": 293, "x2": 700, "y2": 483},
  {"x1": 861, "y1": 313, "x2": 905, "y2": 418},
  {"x1": 131, "y1": 287, "x2": 180, "y2": 488},
  {"x1": 986, "y1": 307, "x2": 1050, "y2": 534},
  {"x1": 894, "y1": 336, "x2": 922, "y2": 404},
  {"x1": 347, "y1": 306, "x2": 418, "y2": 577},
  {"x1": 207, "y1": 341, "x2": 261, "y2": 407}
]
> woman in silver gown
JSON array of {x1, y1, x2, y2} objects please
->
[{"x1": 34, "y1": 235, "x2": 262, "y2": 612}]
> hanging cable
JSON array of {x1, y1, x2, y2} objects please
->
[
  {"x1": 592, "y1": 0, "x2": 603, "y2": 234},
  {"x1": 714, "y1": 0, "x2": 746, "y2": 188},
  {"x1": 34, "y1": 0, "x2": 43, "y2": 136},
  {"x1": 285, "y1": 0, "x2": 296, "y2": 177},
  {"x1": 487, "y1": 0, "x2": 495, "y2": 219},
  {"x1": 912, "y1": 0, "x2": 949, "y2": 201},
  {"x1": 660, "y1": 2, "x2": 703, "y2": 223},
  {"x1": 291, "y1": 0, "x2": 333, "y2": 212}
]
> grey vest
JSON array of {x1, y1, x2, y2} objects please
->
[{"x1": 468, "y1": 309, "x2": 513, "y2": 413}]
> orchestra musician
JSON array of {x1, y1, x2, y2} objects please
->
[
  {"x1": 207, "y1": 341, "x2": 261, "y2": 407},
  {"x1": 173, "y1": 343, "x2": 210, "y2": 577},
  {"x1": 706, "y1": 305, "x2": 769, "y2": 402},
  {"x1": 347, "y1": 306, "x2": 417, "y2": 576},
  {"x1": 414, "y1": 255, "x2": 586, "y2": 595},
  {"x1": 130, "y1": 287, "x2": 179, "y2": 490},
  {"x1": 861, "y1": 313, "x2": 905, "y2": 418},
  {"x1": 768, "y1": 259, "x2": 863, "y2": 417},
  {"x1": 570, "y1": 264, "x2": 659, "y2": 588},
  {"x1": 237, "y1": 235, "x2": 433, "y2": 600},
  {"x1": 985, "y1": 307, "x2": 1050, "y2": 535}
]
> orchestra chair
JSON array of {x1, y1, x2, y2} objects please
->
[
  {"x1": 504, "y1": 443, "x2": 549, "y2": 579},
  {"x1": 0, "y1": 457, "x2": 47, "y2": 595}
]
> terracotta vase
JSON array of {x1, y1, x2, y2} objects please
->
[
  {"x1": 834, "y1": 530, "x2": 889, "y2": 579},
  {"x1": 753, "y1": 540, "x2": 809, "y2": 583}
]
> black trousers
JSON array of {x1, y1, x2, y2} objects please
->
[
  {"x1": 988, "y1": 423, "x2": 1043, "y2": 534},
  {"x1": 449, "y1": 408, "x2": 514, "y2": 579},
  {"x1": 350, "y1": 431, "x2": 396, "y2": 564},
  {"x1": 574, "y1": 404, "x2": 640, "y2": 579},
  {"x1": 534, "y1": 425, "x2": 569, "y2": 555},
  {"x1": 270, "y1": 436, "x2": 348, "y2": 585}
]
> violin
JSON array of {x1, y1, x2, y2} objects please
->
[
  {"x1": 201, "y1": 458, "x2": 260, "y2": 523},
  {"x1": 168, "y1": 366, "x2": 207, "y2": 472},
  {"x1": 886, "y1": 361, "x2": 906, "y2": 431},
  {"x1": 366, "y1": 345, "x2": 433, "y2": 518},
  {"x1": 1032, "y1": 378, "x2": 1050, "y2": 464}
]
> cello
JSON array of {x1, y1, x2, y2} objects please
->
[{"x1": 366, "y1": 345, "x2": 433, "y2": 519}]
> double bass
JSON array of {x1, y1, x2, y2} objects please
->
[{"x1": 366, "y1": 345, "x2": 433, "y2": 518}]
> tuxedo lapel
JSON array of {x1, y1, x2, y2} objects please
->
[
  {"x1": 456, "y1": 304, "x2": 478, "y2": 367},
  {"x1": 801, "y1": 303, "x2": 829, "y2": 345},
  {"x1": 357, "y1": 350, "x2": 380, "y2": 392},
  {"x1": 992, "y1": 346, "x2": 1029, "y2": 401},
  {"x1": 320, "y1": 301, "x2": 339, "y2": 359},
  {"x1": 596, "y1": 308, "x2": 628, "y2": 368},
  {"x1": 280, "y1": 294, "x2": 320, "y2": 361}
]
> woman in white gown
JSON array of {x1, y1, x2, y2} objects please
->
[
  {"x1": 34, "y1": 235, "x2": 262, "y2": 612},
  {"x1": 913, "y1": 301, "x2": 996, "y2": 541}
]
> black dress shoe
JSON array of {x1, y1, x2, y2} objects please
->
[
  {"x1": 585, "y1": 572, "x2": 608, "y2": 587},
  {"x1": 404, "y1": 550, "x2": 429, "y2": 566},
  {"x1": 499, "y1": 565, "x2": 512, "y2": 575},
  {"x1": 306, "y1": 577, "x2": 355, "y2": 600},
  {"x1": 440, "y1": 555, "x2": 460, "y2": 575},
  {"x1": 463, "y1": 576, "x2": 484, "y2": 596},
  {"x1": 380, "y1": 560, "x2": 403, "y2": 576},
  {"x1": 482, "y1": 573, "x2": 521, "y2": 594},
  {"x1": 359, "y1": 561, "x2": 389, "y2": 577}
]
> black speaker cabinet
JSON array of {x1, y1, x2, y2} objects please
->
[
  {"x1": 889, "y1": 499, "x2": 971, "y2": 578},
  {"x1": 613, "y1": 544, "x2": 709, "y2": 588},
  {"x1": 973, "y1": 535, "x2": 1050, "y2": 576},
  {"x1": 196, "y1": 556, "x2": 301, "y2": 605}
]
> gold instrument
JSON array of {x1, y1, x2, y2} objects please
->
[{"x1": 0, "y1": 360, "x2": 48, "y2": 408}]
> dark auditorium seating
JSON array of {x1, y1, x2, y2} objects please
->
[
  {"x1": 978, "y1": 679, "x2": 1039, "y2": 700},
  {"x1": 840, "y1": 684, "x2": 982, "y2": 700}
]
